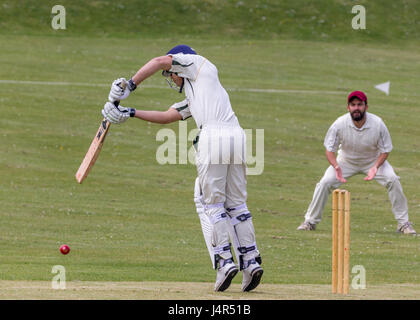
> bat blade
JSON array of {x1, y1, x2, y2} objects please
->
[
  {"x1": 76, "y1": 81, "x2": 125, "y2": 184},
  {"x1": 75, "y1": 118, "x2": 111, "y2": 183}
]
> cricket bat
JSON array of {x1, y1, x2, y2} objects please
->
[
  {"x1": 75, "y1": 82, "x2": 126, "y2": 184},
  {"x1": 75, "y1": 116, "x2": 112, "y2": 184}
]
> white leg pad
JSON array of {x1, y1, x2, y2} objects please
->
[
  {"x1": 226, "y1": 203, "x2": 261, "y2": 270},
  {"x1": 195, "y1": 180, "x2": 261, "y2": 270},
  {"x1": 194, "y1": 177, "x2": 216, "y2": 267}
]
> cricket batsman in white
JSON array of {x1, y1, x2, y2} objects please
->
[
  {"x1": 101, "y1": 45, "x2": 263, "y2": 292},
  {"x1": 297, "y1": 91, "x2": 416, "y2": 235}
]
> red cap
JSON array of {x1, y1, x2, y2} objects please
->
[{"x1": 348, "y1": 91, "x2": 367, "y2": 104}]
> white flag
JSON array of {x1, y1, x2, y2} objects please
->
[{"x1": 375, "y1": 81, "x2": 390, "y2": 96}]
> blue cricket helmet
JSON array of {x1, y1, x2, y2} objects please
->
[
  {"x1": 162, "y1": 45, "x2": 197, "y2": 93},
  {"x1": 162, "y1": 44, "x2": 197, "y2": 78},
  {"x1": 166, "y1": 44, "x2": 197, "y2": 55}
]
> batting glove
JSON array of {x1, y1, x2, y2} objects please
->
[
  {"x1": 108, "y1": 78, "x2": 137, "y2": 103},
  {"x1": 102, "y1": 101, "x2": 136, "y2": 124}
]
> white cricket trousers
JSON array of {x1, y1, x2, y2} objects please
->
[
  {"x1": 195, "y1": 123, "x2": 258, "y2": 263},
  {"x1": 304, "y1": 158, "x2": 409, "y2": 225},
  {"x1": 196, "y1": 123, "x2": 248, "y2": 207}
]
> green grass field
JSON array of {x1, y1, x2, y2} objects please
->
[{"x1": 0, "y1": 0, "x2": 419, "y2": 299}]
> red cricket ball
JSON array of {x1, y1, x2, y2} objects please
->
[{"x1": 60, "y1": 244, "x2": 70, "y2": 255}]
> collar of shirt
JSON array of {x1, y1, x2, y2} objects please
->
[{"x1": 347, "y1": 112, "x2": 371, "y2": 131}]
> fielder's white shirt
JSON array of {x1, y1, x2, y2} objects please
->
[
  {"x1": 168, "y1": 53, "x2": 239, "y2": 128},
  {"x1": 324, "y1": 112, "x2": 393, "y2": 165}
]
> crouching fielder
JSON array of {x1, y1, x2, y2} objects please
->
[
  {"x1": 297, "y1": 91, "x2": 416, "y2": 235},
  {"x1": 102, "y1": 45, "x2": 263, "y2": 292}
]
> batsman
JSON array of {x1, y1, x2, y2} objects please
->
[{"x1": 101, "y1": 45, "x2": 263, "y2": 292}]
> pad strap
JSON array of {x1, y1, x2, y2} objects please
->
[
  {"x1": 213, "y1": 243, "x2": 233, "y2": 269},
  {"x1": 238, "y1": 242, "x2": 258, "y2": 255},
  {"x1": 243, "y1": 258, "x2": 257, "y2": 269},
  {"x1": 214, "y1": 243, "x2": 232, "y2": 255},
  {"x1": 206, "y1": 203, "x2": 227, "y2": 225},
  {"x1": 209, "y1": 212, "x2": 228, "y2": 225},
  {"x1": 237, "y1": 242, "x2": 258, "y2": 270},
  {"x1": 226, "y1": 203, "x2": 248, "y2": 213},
  {"x1": 230, "y1": 213, "x2": 252, "y2": 226}
]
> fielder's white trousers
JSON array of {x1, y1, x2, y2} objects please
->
[{"x1": 304, "y1": 158, "x2": 409, "y2": 225}]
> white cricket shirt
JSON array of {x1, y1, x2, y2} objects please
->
[
  {"x1": 324, "y1": 112, "x2": 393, "y2": 165},
  {"x1": 168, "y1": 53, "x2": 239, "y2": 128}
]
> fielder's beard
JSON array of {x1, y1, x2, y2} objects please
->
[{"x1": 351, "y1": 110, "x2": 365, "y2": 122}]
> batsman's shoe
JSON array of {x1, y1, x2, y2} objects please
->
[
  {"x1": 214, "y1": 259, "x2": 238, "y2": 292},
  {"x1": 397, "y1": 222, "x2": 416, "y2": 235},
  {"x1": 297, "y1": 221, "x2": 316, "y2": 231},
  {"x1": 241, "y1": 259, "x2": 263, "y2": 292}
]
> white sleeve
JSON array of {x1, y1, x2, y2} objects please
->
[
  {"x1": 170, "y1": 99, "x2": 191, "y2": 121},
  {"x1": 378, "y1": 120, "x2": 393, "y2": 153},
  {"x1": 324, "y1": 122, "x2": 340, "y2": 152},
  {"x1": 168, "y1": 54, "x2": 204, "y2": 80}
]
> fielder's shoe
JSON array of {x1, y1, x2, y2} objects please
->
[
  {"x1": 214, "y1": 258, "x2": 238, "y2": 292},
  {"x1": 241, "y1": 258, "x2": 263, "y2": 292},
  {"x1": 397, "y1": 222, "x2": 416, "y2": 235},
  {"x1": 297, "y1": 221, "x2": 316, "y2": 231}
]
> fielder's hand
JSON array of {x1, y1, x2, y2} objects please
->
[
  {"x1": 334, "y1": 165, "x2": 347, "y2": 183},
  {"x1": 102, "y1": 101, "x2": 136, "y2": 124},
  {"x1": 364, "y1": 166, "x2": 377, "y2": 181}
]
